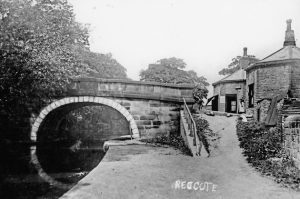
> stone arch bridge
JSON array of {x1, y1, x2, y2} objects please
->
[{"x1": 31, "y1": 77, "x2": 195, "y2": 142}]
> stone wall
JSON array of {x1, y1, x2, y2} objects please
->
[
  {"x1": 290, "y1": 60, "x2": 300, "y2": 98},
  {"x1": 246, "y1": 64, "x2": 291, "y2": 119},
  {"x1": 283, "y1": 118, "x2": 300, "y2": 169},
  {"x1": 256, "y1": 64, "x2": 291, "y2": 99},
  {"x1": 113, "y1": 98, "x2": 180, "y2": 138}
]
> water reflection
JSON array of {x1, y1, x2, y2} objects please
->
[
  {"x1": 0, "y1": 140, "x2": 106, "y2": 199},
  {"x1": 36, "y1": 140, "x2": 106, "y2": 185}
]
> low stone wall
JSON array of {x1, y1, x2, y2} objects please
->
[
  {"x1": 283, "y1": 120, "x2": 300, "y2": 169},
  {"x1": 179, "y1": 111, "x2": 189, "y2": 149}
]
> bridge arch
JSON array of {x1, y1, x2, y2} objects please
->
[
  {"x1": 30, "y1": 96, "x2": 139, "y2": 188},
  {"x1": 30, "y1": 96, "x2": 139, "y2": 142}
]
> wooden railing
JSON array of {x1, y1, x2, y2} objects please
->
[{"x1": 182, "y1": 98, "x2": 202, "y2": 155}]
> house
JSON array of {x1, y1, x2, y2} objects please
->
[
  {"x1": 245, "y1": 19, "x2": 300, "y2": 124},
  {"x1": 210, "y1": 48, "x2": 258, "y2": 113}
]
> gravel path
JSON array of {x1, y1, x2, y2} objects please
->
[{"x1": 61, "y1": 115, "x2": 299, "y2": 199}]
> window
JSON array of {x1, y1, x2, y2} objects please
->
[{"x1": 248, "y1": 84, "x2": 254, "y2": 108}]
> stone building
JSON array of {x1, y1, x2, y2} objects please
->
[
  {"x1": 245, "y1": 19, "x2": 300, "y2": 124},
  {"x1": 210, "y1": 48, "x2": 258, "y2": 113},
  {"x1": 210, "y1": 19, "x2": 300, "y2": 169}
]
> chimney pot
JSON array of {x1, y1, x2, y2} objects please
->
[
  {"x1": 284, "y1": 19, "x2": 296, "y2": 46},
  {"x1": 286, "y1": 19, "x2": 292, "y2": 31},
  {"x1": 243, "y1": 47, "x2": 247, "y2": 56}
]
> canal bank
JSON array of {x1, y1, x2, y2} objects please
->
[{"x1": 61, "y1": 115, "x2": 299, "y2": 199}]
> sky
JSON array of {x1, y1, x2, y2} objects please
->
[{"x1": 68, "y1": 0, "x2": 300, "y2": 96}]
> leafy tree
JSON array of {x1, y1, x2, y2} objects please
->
[
  {"x1": 0, "y1": 0, "x2": 89, "y2": 138},
  {"x1": 157, "y1": 57, "x2": 186, "y2": 69},
  {"x1": 139, "y1": 57, "x2": 209, "y2": 86},
  {"x1": 218, "y1": 55, "x2": 258, "y2": 76},
  {"x1": 192, "y1": 85, "x2": 208, "y2": 109},
  {"x1": 74, "y1": 47, "x2": 128, "y2": 79}
]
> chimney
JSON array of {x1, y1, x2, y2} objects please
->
[
  {"x1": 243, "y1": 47, "x2": 247, "y2": 56},
  {"x1": 283, "y1": 19, "x2": 296, "y2": 46}
]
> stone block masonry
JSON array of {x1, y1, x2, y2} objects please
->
[
  {"x1": 283, "y1": 120, "x2": 300, "y2": 169},
  {"x1": 115, "y1": 99, "x2": 181, "y2": 138},
  {"x1": 31, "y1": 78, "x2": 195, "y2": 143}
]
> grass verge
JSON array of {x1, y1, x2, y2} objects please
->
[{"x1": 140, "y1": 133, "x2": 192, "y2": 156}]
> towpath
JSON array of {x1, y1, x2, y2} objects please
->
[{"x1": 61, "y1": 115, "x2": 299, "y2": 199}]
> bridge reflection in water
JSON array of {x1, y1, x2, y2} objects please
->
[{"x1": 1, "y1": 105, "x2": 130, "y2": 198}]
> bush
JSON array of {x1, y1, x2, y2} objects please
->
[
  {"x1": 236, "y1": 121, "x2": 282, "y2": 161},
  {"x1": 237, "y1": 120, "x2": 300, "y2": 191},
  {"x1": 258, "y1": 156, "x2": 300, "y2": 190},
  {"x1": 194, "y1": 116, "x2": 220, "y2": 153}
]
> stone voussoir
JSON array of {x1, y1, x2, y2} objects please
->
[{"x1": 78, "y1": 96, "x2": 84, "y2": 102}]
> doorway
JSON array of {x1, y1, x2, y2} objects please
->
[
  {"x1": 225, "y1": 94, "x2": 237, "y2": 113},
  {"x1": 212, "y1": 95, "x2": 218, "y2": 111}
]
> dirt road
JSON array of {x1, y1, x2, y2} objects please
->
[{"x1": 61, "y1": 115, "x2": 299, "y2": 199}]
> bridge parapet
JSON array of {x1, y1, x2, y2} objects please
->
[{"x1": 68, "y1": 78, "x2": 195, "y2": 104}]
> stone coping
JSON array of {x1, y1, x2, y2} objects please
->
[
  {"x1": 103, "y1": 139, "x2": 145, "y2": 152},
  {"x1": 72, "y1": 77, "x2": 195, "y2": 89},
  {"x1": 67, "y1": 92, "x2": 195, "y2": 104}
]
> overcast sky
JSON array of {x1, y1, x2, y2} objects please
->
[{"x1": 68, "y1": 0, "x2": 300, "y2": 96}]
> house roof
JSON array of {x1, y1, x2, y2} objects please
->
[
  {"x1": 212, "y1": 69, "x2": 246, "y2": 86},
  {"x1": 259, "y1": 45, "x2": 300, "y2": 63},
  {"x1": 246, "y1": 19, "x2": 300, "y2": 71},
  {"x1": 245, "y1": 45, "x2": 300, "y2": 71}
]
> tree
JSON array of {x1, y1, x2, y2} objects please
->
[
  {"x1": 139, "y1": 57, "x2": 209, "y2": 86},
  {"x1": 0, "y1": 0, "x2": 89, "y2": 138},
  {"x1": 74, "y1": 47, "x2": 128, "y2": 79},
  {"x1": 218, "y1": 55, "x2": 258, "y2": 76},
  {"x1": 140, "y1": 57, "x2": 209, "y2": 111},
  {"x1": 157, "y1": 57, "x2": 186, "y2": 69},
  {"x1": 192, "y1": 85, "x2": 208, "y2": 109},
  {"x1": 61, "y1": 48, "x2": 128, "y2": 142}
]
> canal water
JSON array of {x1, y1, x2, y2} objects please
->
[
  {"x1": 0, "y1": 105, "x2": 130, "y2": 198},
  {"x1": 0, "y1": 140, "x2": 106, "y2": 198}
]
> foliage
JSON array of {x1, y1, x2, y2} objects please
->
[
  {"x1": 194, "y1": 116, "x2": 220, "y2": 152},
  {"x1": 156, "y1": 57, "x2": 186, "y2": 69},
  {"x1": 140, "y1": 134, "x2": 192, "y2": 156},
  {"x1": 0, "y1": 0, "x2": 128, "y2": 141},
  {"x1": 236, "y1": 121, "x2": 282, "y2": 160},
  {"x1": 236, "y1": 120, "x2": 300, "y2": 190},
  {"x1": 192, "y1": 85, "x2": 208, "y2": 107},
  {"x1": 218, "y1": 56, "x2": 242, "y2": 76},
  {"x1": 257, "y1": 156, "x2": 300, "y2": 190},
  {"x1": 139, "y1": 57, "x2": 209, "y2": 86},
  {"x1": 74, "y1": 47, "x2": 128, "y2": 79},
  {"x1": 0, "y1": 0, "x2": 89, "y2": 131},
  {"x1": 218, "y1": 55, "x2": 258, "y2": 76}
]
